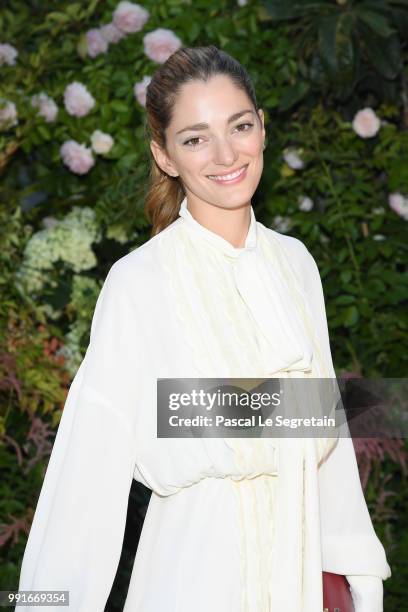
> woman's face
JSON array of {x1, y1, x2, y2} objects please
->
[{"x1": 150, "y1": 74, "x2": 265, "y2": 210}]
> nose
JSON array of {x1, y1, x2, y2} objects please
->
[{"x1": 212, "y1": 137, "x2": 238, "y2": 166}]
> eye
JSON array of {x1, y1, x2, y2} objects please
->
[
  {"x1": 182, "y1": 122, "x2": 254, "y2": 148},
  {"x1": 183, "y1": 136, "x2": 203, "y2": 147},
  {"x1": 235, "y1": 122, "x2": 254, "y2": 132}
]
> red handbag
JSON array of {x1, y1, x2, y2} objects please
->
[{"x1": 323, "y1": 571, "x2": 355, "y2": 612}]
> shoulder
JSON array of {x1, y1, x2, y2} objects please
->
[
  {"x1": 259, "y1": 223, "x2": 318, "y2": 274},
  {"x1": 105, "y1": 219, "x2": 182, "y2": 288}
]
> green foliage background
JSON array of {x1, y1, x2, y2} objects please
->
[{"x1": 0, "y1": 0, "x2": 407, "y2": 609}]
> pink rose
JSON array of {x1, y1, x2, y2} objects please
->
[
  {"x1": 113, "y1": 1, "x2": 149, "y2": 34},
  {"x1": 60, "y1": 140, "x2": 95, "y2": 175},
  {"x1": 388, "y1": 192, "x2": 408, "y2": 221},
  {"x1": 143, "y1": 28, "x2": 182, "y2": 64},
  {"x1": 352, "y1": 108, "x2": 381, "y2": 138},
  {"x1": 63, "y1": 82, "x2": 95, "y2": 117},
  {"x1": 86, "y1": 28, "x2": 109, "y2": 58},
  {"x1": 100, "y1": 23, "x2": 127, "y2": 44},
  {"x1": 134, "y1": 75, "x2": 152, "y2": 107}
]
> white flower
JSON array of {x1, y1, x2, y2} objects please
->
[
  {"x1": 60, "y1": 140, "x2": 95, "y2": 175},
  {"x1": 113, "y1": 1, "x2": 150, "y2": 33},
  {"x1": 352, "y1": 108, "x2": 381, "y2": 138},
  {"x1": 41, "y1": 216, "x2": 59, "y2": 230},
  {"x1": 86, "y1": 28, "x2": 109, "y2": 58},
  {"x1": 90, "y1": 129, "x2": 114, "y2": 154},
  {"x1": 134, "y1": 75, "x2": 152, "y2": 107},
  {"x1": 106, "y1": 224, "x2": 129, "y2": 244},
  {"x1": 0, "y1": 43, "x2": 18, "y2": 66},
  {"x1": 388, "y1": 192, "x2": 408, "y2": 221},
  {"x1": 63, "y1": 81, "x2": 95, "y2": 117},
  {"x1": 273, "y1": 215, "x2": 291, "y2": 233},
  {"x1": 17, "y1": 207, "x2": 103, "y2": 296},
  {"x1": 31, "y1": 92, "x2": 58, "y2": 123},
  {"x1": 373, "y1": 234, "x2": 386, "y2": 241},
  {"x1": 238, "y1": 0, "x2": 248, "y2": 5},
  {"x1": 283, "y1": 147, "x2": 304, "y2": 170},
  {"x1": 0, "y1": 99, "x2": 18, "y2": 130},
  {"x1": 298, "y1": 196, "x2": 314, "y2": 212},
  {"x1": 100, "y1": 23, "x2": 126, "y2": 44}
]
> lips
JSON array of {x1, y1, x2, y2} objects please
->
[{"x1": 207, "y1": 164, "x2": 248, "y2": 181}]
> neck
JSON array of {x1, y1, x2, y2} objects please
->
[{"x1": 185, "y1": 195, "x2": 251, "y2": 249}]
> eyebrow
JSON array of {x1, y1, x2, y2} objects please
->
[{"x1": 175, "y1": 109, "x2": 255, "y2": 136}]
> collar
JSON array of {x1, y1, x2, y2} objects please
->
[{"x1": 178, "y1": 195, "x2": 257, "y2": 258}]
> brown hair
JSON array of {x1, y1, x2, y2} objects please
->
[{"x1": 144, "y1": 45, "x2": 261, "y2": 237}]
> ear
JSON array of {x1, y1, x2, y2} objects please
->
[
  {"x1": 257, "y1": 108, "x2": 266, "y2": 141},
  {"x1": 150, "y1": 140, "x2": 179, "y2": 177}
]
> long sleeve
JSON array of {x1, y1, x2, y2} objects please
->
[
  {"x1": 17, "y1": 260, "x2": 142, "y2": 611},
  {"x1": 301, "y1": 247, "x2": 391, "y2": 611}
]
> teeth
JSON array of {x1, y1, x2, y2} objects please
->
[{"x1": 208, "y1": 166, "x2": 246, "y2": 181}]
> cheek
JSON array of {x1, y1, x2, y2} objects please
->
[
  {"x1": 242, "y1": 135, "x2": 263, "y2": 156},
  {"x1": 181, "y1": 152, "x2": 212, "y2": 175}
]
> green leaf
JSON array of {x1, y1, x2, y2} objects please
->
[
  {"x1": 66, "y1": 3, "x2": 82, "y2": 17},
  {"x1": 46, "y1": 11, "x2": 70, "y2": 23},
  {"x1": 318, "y1": 13, "x2": 355, "y2": 82},
  {"x1": 318, "y1": 14, "x2": 339, "y2": 76},
  {"x1": 334, "y1": 294, "x2": 356, "y2": 305},
  {"x1": 341, "y1": 270, "x2": 352, "y2": 284},
  {"x1": 361, "y1": 30, "x2": 402, "y2": 79},
  {"x1": 278, "y1": 80, "x2": 310, "y2": 111},
  {"x1": 354, "y1": 7, "x2": 396, "y2": 38},
  {"x1": 37, "y1": 124, "x2": 52, "y2": 141},
  {"x1": 110, "y1": 100, "x2": 130, "y2": 114},
  {"x1": 343, "y1": 305, "x2": 359, "y2": 327},
  {"x1": 264, "y1": 0, "x2": 334, "y2": 21}
]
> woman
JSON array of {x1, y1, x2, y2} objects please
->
[{"x1": 18, "y1": 46, "x2": 391, "y2": 611}]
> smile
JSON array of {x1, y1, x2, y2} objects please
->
[{"x1": 207, "y1": 164, "x2": 248, "y2": 183}]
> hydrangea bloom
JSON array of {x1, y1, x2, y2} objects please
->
[
  {"x1": 143, "y1": 28, "x2": 182, "y2": 64},
  {"x1": 0, "y1": 43, "x2": 18, "y2": 66},
  {"x1": 31, "y1": 93, "x2": 58, "y2": 123},
  {"x1": 86, "y1": 28, "x2": 109, "y2": 58},
  {"x1": 63, "y1": 82, "x2": 95, "y2": 117},
  {"x1": 113, "y1": 1, "x2": 149, "y2": 33},
  {"x1": 0, "y1": 99, "x2": 18, "y2": 130},
  {"x1": 90, "y1": 129, "x2": 114, "y2": 154},
  {"x1": 16, "y1": 207, "x2": 102, "y2": 295},
  {"x1": 134, "y1": 75, "x2": 152, "y2": 107},
  {"x1": 100, "y1": 22, "x2": 126, "y2": 44},
  {"x1": 60, "y1": 140, "x2": 95, "y2": 175}
]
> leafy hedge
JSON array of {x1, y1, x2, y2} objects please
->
[{"x1": 0, "y1": 1, "x2": 407, "y2": 609}]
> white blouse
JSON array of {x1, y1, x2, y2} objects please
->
[{"x1": 17, "y1": 196, "x2": 391, "y2": 611}]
